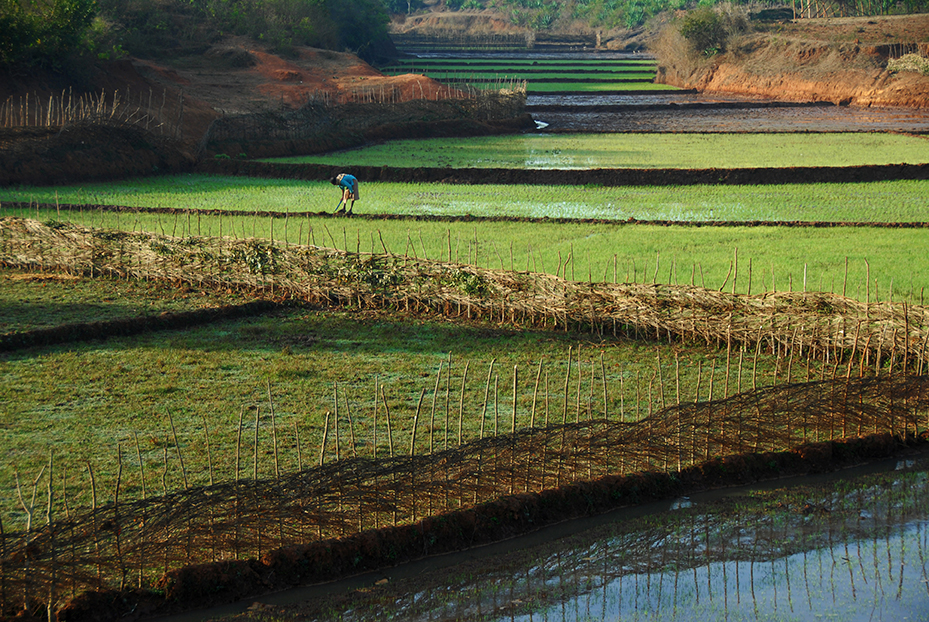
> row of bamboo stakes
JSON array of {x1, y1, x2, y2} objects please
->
[
  {"x1": 0, "y1": 215, "x2": 928, "y2": 618},
  {"x1": 0, "y1": 88, "x2": 183, "y2": 138},
  {"x1": 288, "y1": 471, "x2": 929, "y2": 619},
  {"x1": 2, "y1": 372, "x2": 927, "y2": 618}
]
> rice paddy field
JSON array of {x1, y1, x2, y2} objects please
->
[
  {"x1": 2, "y1": 48, "x2": 929, "y2": 621},
  {"x1": 260, "y1": 132, "x2": 929, "y2": 169},
  {"x1": 380, "y1": 55, "x2": 666, "y2": 94}
]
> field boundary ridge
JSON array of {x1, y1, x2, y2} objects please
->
[
  {"x1": 196, "y1": 159, "x2": 929, "y2": 186},
  {"x1": 7, "y1": 201, "x2": 929, "y2": 229}
]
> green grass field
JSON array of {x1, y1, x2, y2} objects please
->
[
  {"x1": 526, "y1": 82, "x2": 676, "y2": 92},
  {"x1": 383, "y1": 59, "x2": 658, "y2": 68},
  {"x1": 0, "y1": 270, "x2": 791, "y2": 524},
  {"x1": 382, "y1": 56, "x2": 662, "y2": 94},
  {"x1": 5, "y1": 175, "x2": 929, "y2": 223},
  {"x1": 3, "y1": 207, "x2": 927, "y2": 304},
  {"x1": 260, "y1": 133, "x2": 929, "y2": 169}
]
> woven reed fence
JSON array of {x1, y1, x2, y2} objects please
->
[
  {"x1": 0, "y1": 373, "x2": 927, "y2": 616},
  {"x1": 318, "y1": 459, "x2": 929, "y2": 621},
  {"x1": 1, "y1": 217, "x2": 927, "y2": 372}
]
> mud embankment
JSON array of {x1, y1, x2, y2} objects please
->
[
  {"x1": 657, "y1": 36, "x2": 929, "y2": 108},
  {"x1": 198, "y1": 158, "x2": 929, "y2": 186}
]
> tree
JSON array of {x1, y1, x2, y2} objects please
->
[{"x1": 1, "y1": 0, "x2": 98, "y2": 70}]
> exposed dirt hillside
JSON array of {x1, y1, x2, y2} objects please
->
[
  {"x1": 0, "y1": 42, "x2": 471, "y2": 184},
  {"x1": 655, "y1": 14, "x2": 929, "y2": 107},
  {"x1": 1, "y1": 40, "x2": 457, "y2": 150}
]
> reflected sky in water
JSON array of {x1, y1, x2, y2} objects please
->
[{"x1": 289, "y1": 459, "x2": 929, "y2": 622}]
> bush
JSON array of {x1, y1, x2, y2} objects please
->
[
  {"x1": 677, "y1": 3, "x2": 748, "y2": 56},
  {"x1": 0, "y1": 0, "x2": 98, "y2": 71},
  {"x1": 678, "y1": 7, "x2": 726, "y2": 55},
  {"x1": 887, "y1": 53, "x2": 929, "y2": 75}
]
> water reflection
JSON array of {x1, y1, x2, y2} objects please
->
[{"x1": 293, "y1": 460, "x2": 929, "y2": 622}]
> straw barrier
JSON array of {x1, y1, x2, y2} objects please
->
[
  {"x1": 2, "y1": 217, "x2": 927, "y2": 370},
  {"x1": 1, "y1": 216, "x2": 928, "y2": 618}
]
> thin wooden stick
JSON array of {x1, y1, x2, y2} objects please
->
[
  {"x1": 530, "y1": 359, "x2": 542, "y2": 427},
  {"x1": 318, "y1": 410, "x2": 331, "y2": 467},
  {"x1": 267, "y1": 381, "x2": 280, "y2": 477},
  {"x1": 165, "y1": 408, "x2": 189, "y2": 489}
]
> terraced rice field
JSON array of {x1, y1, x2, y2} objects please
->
[{"x1": 380, "y1": 55, "x2": 672, "y2": 94}]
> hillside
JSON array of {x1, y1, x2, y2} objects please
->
[{"x1": 654, "y1": 14, "x2": 929, "y2": 107}]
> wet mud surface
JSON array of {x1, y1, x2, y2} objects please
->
[
  {"x1": 528, "y1": 93, "x2": 929, "y2": 133},
  {"x1": 9, "y1": 200, "x2": 929, "y2": 229}
]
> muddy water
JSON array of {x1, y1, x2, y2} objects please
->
[{"x1": 528, "y1": 93, "x2": 929, "y2": 133}]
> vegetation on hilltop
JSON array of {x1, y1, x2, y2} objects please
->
[
  {"x1": 388, "y1": 0, "x2": 929, "y2": 34},
  {"x1": 1, "y1": 0, "x2": 395, "y2": 73}
]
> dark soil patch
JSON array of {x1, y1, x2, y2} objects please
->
[
  {"x1": 197, "y1": 158, "x2": 929, "y2": 187},
  {"x1": 11, "y1": 201, "x2": 929, "y2": 230},
  {"x1": 0, "y1": 123, "x2": 193, "y2": 186}
]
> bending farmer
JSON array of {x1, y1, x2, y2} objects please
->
[{"x1": 330, "y1": 173, "x2": 359, "y2": 215}]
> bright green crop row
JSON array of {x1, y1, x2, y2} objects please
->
[
  {"x1": 384, "y1": 59, "x2": 657, "y2": 68},
  {"x1": 526, "y1": 82, "x2": 672, "y2": 92},
  {"x1": 385, "y1": 71, "x2": 657, "y2": 81},
  {"x1": 263, "y1": 133, "x2": 929, "y2": 169},
  {"x1": 384, "y1": 66, "x2": 656, "y2": 75},
  {"x1": 5, "y1": 176, "x2": 929, "y2": 223},
  {"x1": 3, "y1": 176, "x2": 929, "y2": 303}
]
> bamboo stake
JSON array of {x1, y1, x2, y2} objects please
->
[
  {"x1": 480, "y1": 359, "x2": 495, "y2": 439},
  {"x1": 430, "y1": 363, "x2": 442, "y2": 454},
  {"x1": 318, "y1": 411, "x2": 330, "y2": 466},
  {"x1": 267, "y1": 381, "x2": 280, "y2": 476},
  {"x1": 253, "y1": 406, "x2": 260, "y2": 480},
  {"x1": 381, "y1": 387, "x2": 394, "y2": 457},
  {"x1": 512, "y1": 365, "x2": 518, "y2": 433},
  {"x1": 530, "y1": 359, "x2": 542, "y2": 427},
  {"x1": 166, "y1": 408, "x2": 189, "y2": 489},
  {"x1": 458, "y1": 362, "x2": 469, "y2": 446},
  {"x1": 410, "y1": 388, "x2": 426, "y2": 455},
  {"x1": 562, "y1": 346, "x2": 572, "y2": 424}
]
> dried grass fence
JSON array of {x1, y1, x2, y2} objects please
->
[
  {"x1": 1, "y1": 215, "x2": 929, "y2": 616},
  {"x1": 1, "y1": 217, "x2": 927, "y2": 372},
  {"x1": 199, "y1": 86, "x2": 526, "y2": 153},
  {"x1": 0, "y1": 89, "x2": 182, "y2": 138}
]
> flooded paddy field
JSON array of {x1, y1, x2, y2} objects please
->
[
  {"x1": 213, "y1": 450, "x2": 929, "y2": 622},
  {"x1": 528, "y1": 93, "x2": 929, "y2": 134}
]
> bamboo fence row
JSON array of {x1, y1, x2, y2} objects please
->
[
  {"x1": 1, "y1": 216, "x2": 929, "y2": 616},
  {"x1": 0, "y1": 89, "x2": 182, "y2": 138},
  {"x1": 307, "y1": 464, "x2": 929, "y2": 620},
  {"x1": 199, "y1": 86, "x2": 526, "y2": 151},
  {"x1": 2, "y1": 217, "x2": 927, "y2": 371},
  {"x1": 0, "y1": 373, "x2": 926, "y2": 616}
]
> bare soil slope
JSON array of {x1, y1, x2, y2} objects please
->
[
  {"x1": 0, "y1": 43, "x2": 464, "y2": 184},
  {"x1": 656, "y1": 14, "x2": 929, "y2": 107}
]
